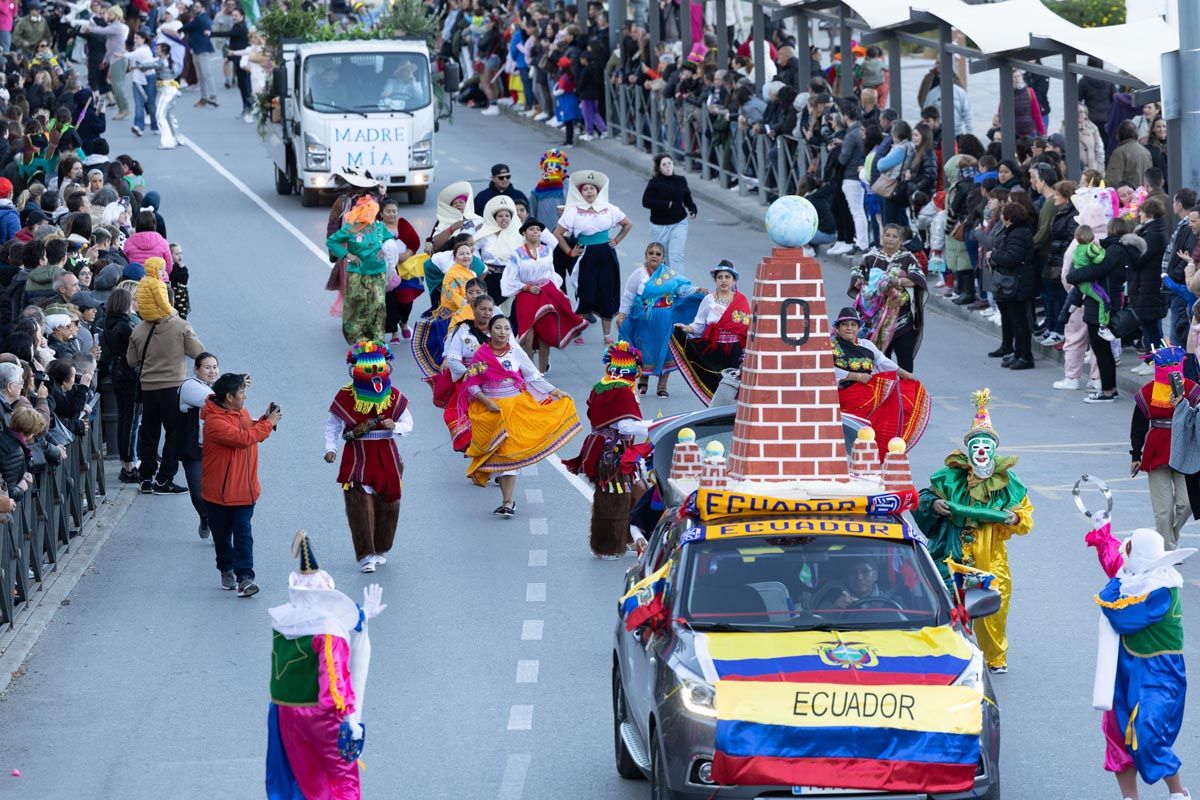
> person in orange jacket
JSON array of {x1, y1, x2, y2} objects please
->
[{"x1": 200, "y1": 372, "x2": 282, "y2": 598}]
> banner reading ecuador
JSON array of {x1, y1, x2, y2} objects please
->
[
  {"x1": 694, "y1": 488, "x2": 918, "y2": 521},
  {"x1": 700, "y1": 629, "x2": 983, "y2": 793}
]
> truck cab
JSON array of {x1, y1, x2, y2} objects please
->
[{"x1": 268, "y1": 38, "x2": 441, "y2": 206}]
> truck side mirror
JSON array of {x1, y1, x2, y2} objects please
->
[{"x1": 442, "y1": 59, "x2": 460, "y2": 94}]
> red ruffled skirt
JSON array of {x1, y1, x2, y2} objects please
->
[
  {"x1": 512, "y1": 283, "x2": 589, "y2": 349},
  {"x1": 838, "y1": 371, "x2": 930, "y2": 461}
]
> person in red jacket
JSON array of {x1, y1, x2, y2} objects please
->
[{"x1": 200, "y1": 372, "x2": 282, "y2": 597}]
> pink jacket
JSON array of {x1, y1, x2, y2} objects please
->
[
  {"x1": 123, "y1": 231, "x2": 173, "y2": 277},
  {"x1": 0, "y1": 1, "x2": 15, "y2": 33}
]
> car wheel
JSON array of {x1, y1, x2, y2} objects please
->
[
  {"x1": 650, "y1": 728, "x2": 677, "y2": 800},
  {"x1": 300, "y1": 187, "x2": 321, "y2": 207},
  {"x1": 612, "y1": 665, "x2": 644, "y2": 779},
  {"x1": 274, "y1": 166, "x2": 292, "y2": 195}
]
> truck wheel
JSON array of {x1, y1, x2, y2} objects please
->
[
  {"x1": 612, "y1": 665, "x2": 644, "y2": 780},
  {"x1": 300, "y1": 187, "x2": 321, "y2": 207},
  {"x1": 407, "y1": 188, "x2": 428, "y2": 205},
  {"x1": 274, "y1": 166, "x2": 292, "y2": 196}
]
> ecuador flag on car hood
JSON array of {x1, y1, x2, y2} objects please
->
[{"x1": 697, "y1": 627, "x2": 983, "y2": 793}]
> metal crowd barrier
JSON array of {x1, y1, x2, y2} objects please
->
[
  {"x1": 604, "y1": 78, "x2": 816, "y2": 205},
  {"x1": 0, "y1": 420, "x2": 109, "y2": 628}
]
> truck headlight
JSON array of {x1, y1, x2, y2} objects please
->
[
  {"x1": 304, "y1": 132, "x2": 329, "y2": 172},
  {"x1": 678, "y1": 670, "x2": 718, "y2": 718},
  {"x1": 411, "y1": 134, "x2": 433, "y2": 169}
]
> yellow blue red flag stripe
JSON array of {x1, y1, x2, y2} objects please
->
[{"x1": 618, "y1": 560, "x2": 671, "y2": 630}]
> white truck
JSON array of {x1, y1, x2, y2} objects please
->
[{"x1": 268, "y1": 38, "x2": 452, "y2": 206}]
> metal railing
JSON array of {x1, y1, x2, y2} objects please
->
[
  {"x1": 603, "y1": 78, "x2": 818, "y2": 205},
  {"x1": 0, "y1": 421, "x2": 109, "y2": 629}
]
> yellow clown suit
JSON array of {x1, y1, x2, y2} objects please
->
[{"x1": 911, "y1": 389, "x2": 1034, "y2": 672}]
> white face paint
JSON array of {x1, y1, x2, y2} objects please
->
[{"x1": 967, "y1": 435, "x2": 996, "y2": 479}]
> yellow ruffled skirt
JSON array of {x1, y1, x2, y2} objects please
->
[{"x1": 466, "y1": 393, "x2": 581, "y2": 485}]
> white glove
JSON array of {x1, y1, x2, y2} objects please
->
[
  {"x1": 349, "y1": 720, "x2": 364, "y2": 740},
  {"x1": 362, "y1": 584, "x2": 386, "y2": 619}
]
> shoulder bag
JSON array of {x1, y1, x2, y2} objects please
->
[{"x1": 132, "y1": 321, "x2": 159, "y2": 404}]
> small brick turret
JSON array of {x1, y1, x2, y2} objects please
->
[
  {"x1": 728, "y1": 248, "x2": 849, "y2": 481},
  {"x1": 849, "y1": 426, "x2": 881, "y2": 478},
  {"x1": 699, "y1": 441, "x2": 729, "y2": 490},
  {"x1": 882, "y1": 437, "x2": 914, "y2": 492},
  {"x1": 669, "y1": 428, "x2": 703, "y2": 483}
]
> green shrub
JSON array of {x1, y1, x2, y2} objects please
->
[{"x1": 1043, "y1": 0, "x2": 1126, "y2": 27}]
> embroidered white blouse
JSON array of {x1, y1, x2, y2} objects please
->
[
  {"x1": 556, "y1": 204, "x2": 627, "y2": 237},
  {"x1": 500, "y1": 242, "x2": 564, "y2": 296}
]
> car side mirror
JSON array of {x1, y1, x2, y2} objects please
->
[{"x1": 964, "y1": 587, "x2": 1002, "y2": 620}]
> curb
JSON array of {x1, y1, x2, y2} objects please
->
[
  {"x1": 497, "y1": 105, "x2": 1146, "y2": 399},
  {"x1": 0, "y1": 480, "x2": 138, "y2": 699}
]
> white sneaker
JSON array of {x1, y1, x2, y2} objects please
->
[
  {"x1": 1088, "y1": 378, "x2": 1101, "y2": 390},
  {"x1": 801, "y1": 246, "x2": 816, "y2": 258},
  {"x1": 523, "y1": 108, "x2": 538, "y2": 117},
  {"x1": 547, "y1": 118, "x2": 563, "y2": 127},
  {"x1": 1131, "y1": 362, "x2": 1153, "y2": 375},
  {"x1": 481, "y1": 106, "x2": 500, "y2": 116},
  {"x1": 1052, "y1": 377, "x2": 1081, "y2": 390},
  {"x1": 827, "y1": 242, "x2": 851, "y2": 255},
  {"x1": 580, "y1": 133, "x2": 594, "y2": 141},
  {"x1": 1167, "y1": 791, "x2": 1191, "y2": 800},
  {"x1": 359, "y1": 557, "x2": 377, "y2": 573},
  {"x1": 1041, "y1": 332, "x2": 1064, "y2": 345},
  {"x1": 1098, "y1": 326, "x2": 1116, "y2": 341},
  {"x1": 242, "y1": 112, "x2": 254, "y2": 123},
  {"x1": 372, "y1": 554, "x2": 387, "y2": 566},
  {"x1": 534, "y1": 112, "x2": 549, "y2": 121},
  {"x1": 496, "y1": 97, "x2": 515, "y2": 106}
]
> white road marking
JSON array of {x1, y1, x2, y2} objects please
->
[
  {"x1": 178, "y1": 136, "x2": 329, "y2": 266},
  {"x1": 507, "y1": 705, "x2": 534, "y2": 730},
  {"x1": 526, "y1": 582, "x2": 546, "y2": 602},
  {"x1": 528, "y1": 549, "x2": 547, "y2": 567},
  {"x1": 521, "y1": 620, "x2": 544, "y2": 640},
  {"x1": 516, "y1": 659, "x2": 540, "y2": 683},
  {"x1": 525, "y1": 488, "x2": 544, "y2": 504},
  {"x1": 498, "y1": 753, "x2": 532, "y2": 800},
  {"x1": 529, "y1": 517, "x2": 548, "y2": 536},
  {"x1": 525, "y1": 463, "x2": 539, "y2": 476},
  {"x1": 547, "y1": 454, "x2": 595, "y2": 500}
]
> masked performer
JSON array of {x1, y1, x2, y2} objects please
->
[
  {"x1": 912, "y1": 388, "x2": 1034, "y2": 673},
  {"x1": 832, "y1": 306, "x2": 930, "y2": 457},
  {"x1": 1087, "y1": 523, "x2": 1193, "y2": 800},
  {"x1": 529, "y1": 148, "x2": 568, "y2": 232},
  {"x1": 563, "y1": 341, "x2": 650, "y2": 558},
  {"x1": 1130, "y1": 345, "x2": 1200, "y2": 549},
  {"x1": 266, "y1": 531, "x2": 386, "y2": 800},
  {"x1": 669, "y1": 260, "x2": 750, "y2": 406},
  {"x1": 323, "y1": 341, "x2": 413, "y2": 574}
]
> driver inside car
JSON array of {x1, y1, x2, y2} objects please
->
[{"x1": 827, "y1": 558, "x2": 887, "y2": 609}]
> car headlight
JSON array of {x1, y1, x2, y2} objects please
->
[
  {"x1": 677, "y1": 669, "x2": 718, "y2": 718},
  {"x1": 411, "y1": 134, "x2": 433, "y2": 169},
  {"x1": 304, "y1": 132, "x2": 329, "y2": 172},
  {"x1": 953, "y1": 646, "x2": 984, "y2": 693}
]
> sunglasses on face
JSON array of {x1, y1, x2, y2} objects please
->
[{"x1": 495, "y1": 174, "x2": 511, "y2": 180}]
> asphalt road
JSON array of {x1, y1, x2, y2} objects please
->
[{"x1": 0, "y1": 83, "x2": 1195, "y2": 800}]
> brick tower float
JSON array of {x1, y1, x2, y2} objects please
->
[{"x1": 729, "y1": 200, "x2": 849, "y2": 481}]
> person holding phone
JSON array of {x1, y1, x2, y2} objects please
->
[{"x1": 200, "y1": 372, "x2": 281, "y2": 598}]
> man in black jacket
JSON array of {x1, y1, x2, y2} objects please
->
[
  {"x1": 473, "y1": 163, "x2": 529, "y2": 217},
  {"x1": 1165, "y1": 188, "x2": 1198, "y2": 346}
]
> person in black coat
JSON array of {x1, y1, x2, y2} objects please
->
[
  {"x1": 0, "y1": 404, "x2": 42, "y2": 503},
  {"x1": 642, "y1": 153, "x2": 697, "y2": 273},
  {"x1": 72, "y1": 88, "x2": 106, "y2": 155},
  {"x1": 98, "y1": 287, "x2": 139, "y2": 482},
  {"x1": 1066, "y1": 217, "x2": 1140, "y2": 400},
  {"x1": 986, "y1": 201, "x2": 1038, "y2": 369},
  {"x1": 1128, "y1": 198, "x2": 1169, "y2": 354}
]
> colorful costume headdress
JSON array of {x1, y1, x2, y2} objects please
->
[
  {"x1": 537, "y1": 148, "x2": 569, "y2": 190},
  {"x1": 346, "y1": 340, "x2": 394, "y2": 415},
  {"x1": 1150, "y1": 344, "x2": 1185, "y2": 407},
  {"x1": 603, "y1": 340, "x2": 643, "y2": 383},
  {"x1": 964, "y1": 388, "x2": 998, "y2": 445},
  {"x1": 344, "y1": 195, "x2": 379, "y2": 227},
  {"x1": 287, "y1": 529, "x2": 336, "y2": 591}
]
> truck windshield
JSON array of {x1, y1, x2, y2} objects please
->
[{"x1": 303, "y1": 53, "x2": 431, "y2": 113}]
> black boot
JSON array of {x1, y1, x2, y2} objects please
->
[
  {"x1": 952, "y1": 271, "x2": 976, "y2": 304},
  {"x1": 988, "y1": 347, "x2": 1013, "y2": 358}
]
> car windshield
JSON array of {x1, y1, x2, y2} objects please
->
[
  {"x1": 680, "y1": 534, "x2": 948, "y2": 632},
  {"x1": 303, "y1": 53, "x2": 430, "y2": 112}
]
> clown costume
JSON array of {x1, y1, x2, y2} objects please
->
[{"x1": 324, "y1": 341, "x2": 413, "y2": 573}]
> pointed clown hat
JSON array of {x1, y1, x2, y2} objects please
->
[
  {"x1": 289, "y1": 530, "x2": 336, "y2": 590},
  {"x1": 604, "y1": 340, "x2": 643, "y2": 381},
  {"x1": 963, "y1": 387, "x2": 998, "y2": 445},
  {"x1": 346, "y1": 340, "x2": 394, "y2": 415}
]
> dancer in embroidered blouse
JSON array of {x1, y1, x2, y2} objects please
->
[
  {"x1": 502, "y1": 218, "x2": 589, "y2": 372},
  {"x1": 614, "y1": 242, "x2": 705, "y2": 397},
  {"x1": 326, "y1": 196, "x2": 391, "y2": 345},
  {"x1": 849, "y1": 223, "x2": 928, "y2": 372},
  {"x1": 553, "y1": 170, "x2": 633, "y2": 344},
  {"x1": 669, "y1": 260, "x2": 750, "y2": 405},
  {"x1": 425, "y1": 293, "x2": 494, "y2": 453},
  {"x1": 323, "y1": 341, "x2": 413, "y2": 573},
  {"x1": 427, "y1": 180, "x2": 483, "y2": 305},
  {"x1": 377, "y1": 197, "x2": 423, "y2": 342},
  {"x1": 831, "y1": 306, "x2": 930, "y2": 459},
  {"x1": 411, "y1": 235, "x2": 486, "y2": 380},
  {"x1": 460, "y1": 314, "x2": 581, "y2": 517},
  {"x1": 476, "y1": 195, "x2": 524, "y2": 305},
  {"x1": 563, "y1": 341, "x2": 651, "y2": 558}
]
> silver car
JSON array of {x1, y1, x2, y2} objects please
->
[{"x1": 612, "y1": 511, "x2": 1003, "y2": 800}]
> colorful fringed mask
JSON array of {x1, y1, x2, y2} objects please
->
[
  {"x1": 347, "y1": 340, "x2": 394, "y2": 414},
  {"x1": 604, "y1": 340, "x2": 643, "y2": 382},
  {"x1": 1151, "y1": 345, "x2": 1185, "y2": 407},
  {"x1": 538, "y1": 148, "x2": 569, "y2": 187}
]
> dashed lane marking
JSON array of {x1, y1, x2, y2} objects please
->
[
  {"x1": 516, "y1": 660, "x2": 540, "y2": 684},
  {"x1": 521, "y1": 620, "x2": 544, "y2": 640},
  {"x1": 507, "y1": 705, "x2": 534, "y2": 731},
  {"x1": 528, "y1": 549, "x2": 547, "y2": 567},
  {"x1": 526, "y1": 583, "x2": 546, "y2": 602},
  {"x1": 178, "y1": 136, "x2": 329, "y2": 266},
  {"x1": 529, "y1": 517, "x2": 548, "y2": 536},
  {"x1": 525, "y1": 488, "x2": 545, "y2": 504},
  {"x1": 525, "y1": 463, "x2": 539, "y2": 476},
  {"x1": 498, "y1": 753, "x2": 532, "y2": 800}
]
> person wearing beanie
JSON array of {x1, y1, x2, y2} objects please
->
[
  {"x1": 0, "y1": 177, "x2": 18, "y2": 244},
  {"x1": 122, "y1": 261, "x2": 146, "y2": 282},
  {"x1": 126, "y1": 256, "x2": 205, "y2": 495}
]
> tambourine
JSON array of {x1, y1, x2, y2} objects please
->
[{"x1": 1072, "y1": 474, "x2": 1113, "y2": 522}]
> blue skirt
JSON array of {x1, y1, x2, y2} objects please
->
[
  {"x1": 618, "y1": 293, "x2": 705, "y2": 376},
  {"x1": 411, "y1": 310, "x2": 452, "y2": 380}
]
